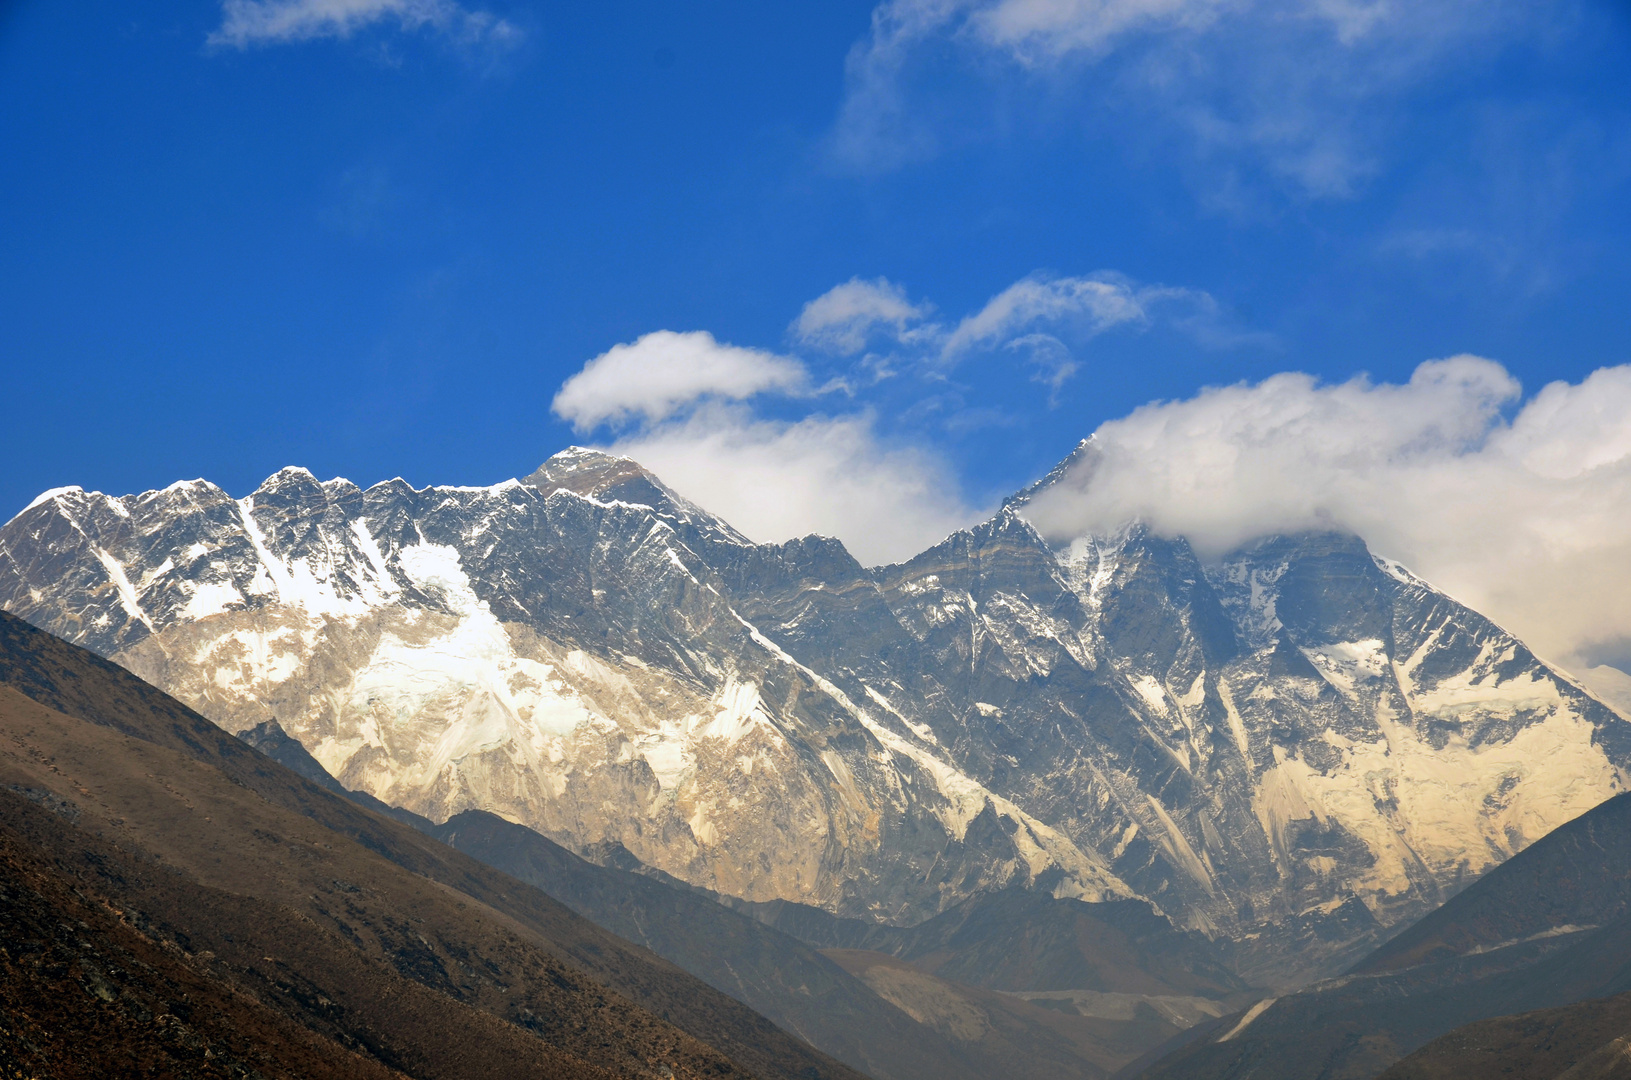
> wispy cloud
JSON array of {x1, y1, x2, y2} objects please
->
[
  {"x1": 796, "y1": 270, "x2": 1254, "y2": 375},
  {"x1": 792, "y1": 277, "x2": 935, "y2": 355},
  {"x1": 831, "y1": 0, "x2": 1536, "y2": 197},
  {"x1": 969, "y1": 0, "x2": 1235, "y2": 59},
  {"x1": 943, "y1": 273, "x2": 1165, "y2": 356},
  {"x1": 208, "y1": 0, "x2": 520, "y2": 50},
  {"x1": 1006, "y1": 333, "x2": 1078, "y2": 402}
]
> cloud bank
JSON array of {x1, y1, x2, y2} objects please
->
[
  {"x1": 1023, "y1": 357, "x2": 1631, "y2": 696},
  {"x1": 209, "y1": 0, "x2": 519, "y2": 49}
]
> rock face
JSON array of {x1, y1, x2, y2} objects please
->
[{"x1": 3, "y1": 446, "x2": 1626, "y2": 981}]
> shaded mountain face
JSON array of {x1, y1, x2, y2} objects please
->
[
  {"x1": 427, "y1": 809, "x2": 987, "y2": 1080},
  {"x1": 729, "y1": 889, "x2": 1244, "y2": 1002},
  {"x1": 1133, "y1": 793, "x2": 1631, "y2": 1080},
  {"x1": 2, "y1": 445, "x2": 1625, "y2": 982},
  {"x1": 818, "y1": 948, "x2": 1213, "y2": 1080},
  {"x1": 248, "y1": 705, "x2": 1230, "y2": 1080},
  {"x1": 433, "y1": 809, "x2": 1225, "y2": 1080},
  {"x1": 1355, "y1": 792, "x2": 1631, "y2": 977},
  {"x1": 0, "y1": 609, "x2": 864, "y2": 1080}
]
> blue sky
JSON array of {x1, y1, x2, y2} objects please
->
[{"x1": 4, "y1": 0, "x2": 1631, "y2": 596}]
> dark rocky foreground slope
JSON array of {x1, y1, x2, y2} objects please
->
[
  {"x1": 1129, "y1": 792, "x2": 1631, "y2": 1079},
  {"x1": 0, "y1": 806, "x2": 413, "y2": 1080},
  {"x1": 0, "y1": 608, "x2": 865, "y2": 1080},
  {"x1": 1379, "y1": 991, "x2": 1631, "y2": 1080}
]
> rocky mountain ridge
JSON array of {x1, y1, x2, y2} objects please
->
[{"x1": 3, "y1": 444, "x2": 1625, "y2": 982}]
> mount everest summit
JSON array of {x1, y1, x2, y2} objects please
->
[{"x1": 3, "y1": 443, "x2": 1625, "y2": 983}]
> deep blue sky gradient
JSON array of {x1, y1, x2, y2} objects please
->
[{"x1": 3, "y1": 0, "x2": 1630, "y2": 519}]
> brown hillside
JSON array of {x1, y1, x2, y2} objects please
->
[
  {"x1": 0, "y1": 609, "x2": 867, "y2": 1080},
  {"x1": 1379, "y1": 992, "x2": 1631, "y2": 1080}
]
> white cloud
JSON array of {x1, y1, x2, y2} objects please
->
[
  {"x1": 1503, "y1": 368, "x2": 1631, "y2": 479},
  {"x1": 943, "y1": 274, "x2": 1165, "y2": 356},
  {"x1": 208, "y1": 0, "x2": 519, "y2": 49},
  {"x1": 790, "y1": 272, "x2": 1233, "y2": 387},
  {"x1": 829, "y1": 0, "x2": 958, "y2": 169},
  {"x1": 969, "y1": 0, "x2": 1235, "y2": 59},
  {"x1": 548, "y1": 266, "x2": 1243, "y2": 564},
  {"x1": 1007, "y1": 333, "x2": 1078, "y2": 399},
  {"x1": 603, "y1": 405, "x2": 983, "y2": 566},
  {"x1": 793, "y1": 277, "x2": 934, "y2": 355},
  {"x1": 552, "y1": 330, "x2": 808, "y2": 431},
  {"x1": 831, "y1": 0, "x2": 1529, "y2": 195},
  {"x1": 1021, "y1": 356, "x2": 1631, "y2": 692}
]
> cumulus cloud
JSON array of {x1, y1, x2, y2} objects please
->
[
  {"x1": 1022, "y1": 357, "x2": 1631, "y2": 696},
  {"x1": 603, "y1": 406, "x2": 982, "y2": 566},
  {"x1": 548, "y1": 267, "x2": 1245, "y2": 564},
  {"x1": 793, "y1": 277, "x2": 934, "y2": 355},
  {"x1": 548, "y1": 321, "x2": 982, "y2": 563},
  {"x1": 552, "y1": 330, "x2": 808, "y2": 431},
  {"x1": 208, "y1": 0, "x2": 519, "y2": 49},
  {"x1": 831, "y1": 0, "x2": 1527, "y2": 195}
]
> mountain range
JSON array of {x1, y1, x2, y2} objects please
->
[
  {"x1": 11, "y1": 600, "x2": 1631, "y2": 1078},
  {"x1": 3, "y1": 441, "x2": 1626, "y2": 991}
]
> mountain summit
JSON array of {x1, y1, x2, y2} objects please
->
[{"x1": 3, "y1": 445, "x2": 1625, "y2": 983}]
